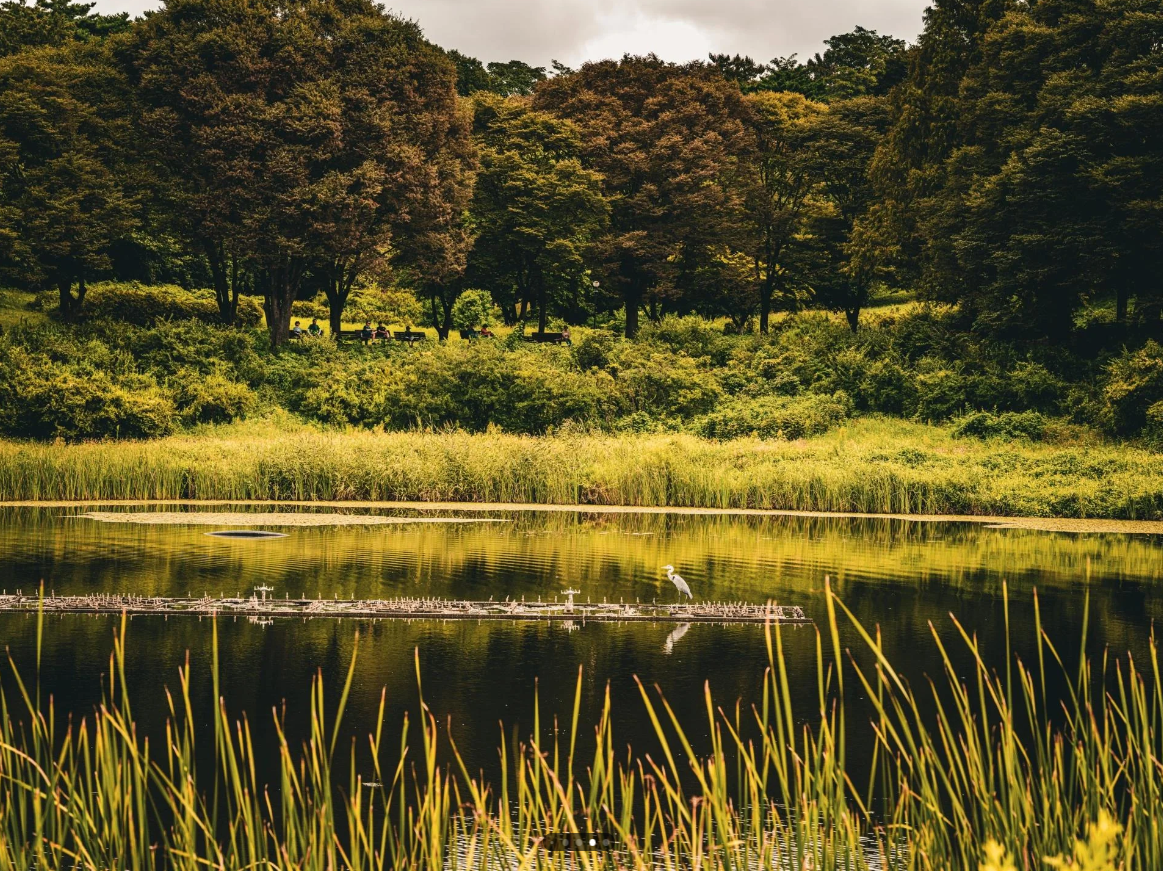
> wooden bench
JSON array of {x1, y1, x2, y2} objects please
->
[
  {"x1": 459, "y1": 329, "x2": 479, "y2": 340},
  {"x1": 394, "y1": 330, "x2": 428, "y2": 345},
  {"x1": 525, "y1": 331, "x2": 570, "y2": 344},
  {"x1": 335, "y1": 329, "x2": 367, "y2": 343}
]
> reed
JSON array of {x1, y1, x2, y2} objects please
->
[
  {"x1": 0, "y1": 584, "x2": 1151, "y2": 870},
  {"x1": 1, "y1": 417, "x2": 1162, "y2": 518}
]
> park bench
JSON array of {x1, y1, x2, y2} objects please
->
[
  {"x1": 394, "y1": 330, "x2": 428, "y2": 345},
  {"x1": 335, "y1": 329, "x2": 366, "y2": 342},
  {"x1": 459, "y1": 329, "x2": 479, "y2": 340},
  {"x1": 525, "y1": 332, "x2": 570, "y2": 344}
]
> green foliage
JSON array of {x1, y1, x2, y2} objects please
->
[
  {"x1": 82, "y1": 282, "x2": 262, "y2": 327},
  {"x1": 695, "y1": 392, "x2": 852, "y2": 440},
  {"x1": 0, "y1": 341, "x2": 175, "y2": 440},
  {"x1": 450, "y1": 288, "x2": 497, "y2": 329},
  {"x1": 170, "y1": 370, "x2": 255, "y2": 425},
  {"x1": 951, "y1": 411, "x2": 1048, "y2": 442},
  {"x1": 1100, "y1": 341, "x2": 1163, "y2": 436},
  {"x1": 346, "y1": 285, "x2": 424, "y2": 328}
]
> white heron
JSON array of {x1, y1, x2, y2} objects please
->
[{"x1": 662, "y1": 565, "x2": 692, "y2": 599}]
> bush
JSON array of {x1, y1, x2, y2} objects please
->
[
  {"x1": 610, "y1": 345, "x2": 722, "y2": 418},
  {"x1": 83, "y1": 282, "x2": 262, "y2": 327},
  {"x1": 451, "y1": 289, "x2": 499, "y2": 330},
  {"x1": 694, "y1": 392, "x2": 852, "y2": 440},
  {"x1": 0, "y1": 348, "x2": 175, "y2": 440},
  {"x1": 1100, "y1": 341, "x2": 1163, "y2": 435},
  {"x1": 347, "y1": 285, "x2": 423, "y2": 327},
  {"x1": 300, "y1": 344, "x2": 616, "y2": 434},
  {"x1": 573, "y1": 330, "x2": 615, "y2": 371},
  {"x1": 171, "y1": 370, "x2": 257, "y2": 425},
  {"x1": 639, "y1": 315, "x2": 737, "y2": 366},
  {"x1": 951, "y1": 411, "x2": 1048, "y2": 441}
]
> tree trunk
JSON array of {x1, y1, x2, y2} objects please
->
[
  {"x1": 1116, "y1": 286, "x2": 1129, "y2": 324},
  {"x1": 536, "y1": 274, "x2": 547, "y2": 334},
  {"x1": 58, "y1": 279, "x2": 75, "y2": 321},
  {"x1": 624, "y1": 282, "x2": 641, "y2": 339},
  {"x1": 441, "y1": 298, "x2": 453, "y2": 340},
  {"x1": 759, "y1": 283, "x2": 773, "y2": 334},
  {"x1": 57, "y1": 274, "x2": 86, "y2": 321},
  {"x1": 262, "y1": 261, "x2": 301, "y2": 349},
  {"x1": 325, "y1": 278, "x2": 347, "y2": 339},
  {"x1": 846, "y1": 307, "x2": 860, "y2": 333},
  {"x1": 430, "y1": 290, "x2": 454, "y2": 340},
  {"x1": 205, "y1": 241, "x2": 236, "y2": 325}
]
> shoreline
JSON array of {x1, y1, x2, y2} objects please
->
[{"x1": 5, "y1": 498, "x2": 1163, "y2": 535}]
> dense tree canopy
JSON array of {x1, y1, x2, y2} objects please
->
[
  {"x1": 0, "y1": 40, "x2": 137, "y2": 318},
  {"x1": 534, "y1": 56, "x2": 751, "y2": 337},
  {"x1": 467, "y1": 94, "x2": 606, "y2": 332},
  {"x1": 0, "y1": 0, "x2": 1158, "y2": 347}
]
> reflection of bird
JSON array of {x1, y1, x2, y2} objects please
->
[
  {"x1": 664, "y1": 622, "x2": 691, "y2": 655},
  {"x1": 662, "y1": 565, "x2": 692, "y2": 599}
]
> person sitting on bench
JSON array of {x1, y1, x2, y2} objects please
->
[
  {"x1": 374, "y1": 323, "x2": 389, "y2": 340},
  {"x1": 360, "y1": 321, "x2": 374, "y2": 343},
  {"x1": 291, "y1": 320, "x2": 303, "y2": 338},
  {"x1": 307, "y1": 318, "x2": 322, "y2": 337},
  {"x1": 561, "y1": 327, "x2": 572, "y2": 345},
  {"x1": 480, "y1": 324, "x2": 495, "y2": 338}
]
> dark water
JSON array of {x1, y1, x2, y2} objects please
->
[{"x1": 1, "y1": 505, "x2": 1160, "y2": 787}]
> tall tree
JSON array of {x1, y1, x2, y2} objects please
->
[
  {"x1": 125, "y1": 0, "x2": 473, "y2": 344},
  {"x1": 742, "y1": 90, "x2": 827, "y2": 332},
  {"x1": 467, "y1": 94, "x2": 607, "y2": 333},
  {"x1": 806, "y1": 96, "x2": 892, "y2": 331},
  {"x1": 870, "y1": 0, "x2": 1163, "y2": 339},
  {"x1": 534, "y1": 56, "x2": 750, "y2": 337},
  {"x1": 0, "y1": 0, "x2": 129, "y2": 57},
  {"x1": 0, "y1": 41, "x2": 137, "y2": 318}
]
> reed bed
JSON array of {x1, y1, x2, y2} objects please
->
[
  {"x1": 0, "y1": 583, "x2": 1152, "y2": 870},
  {"x1": 2, "y1": 417, "x2": 1162, "y2": 518}
]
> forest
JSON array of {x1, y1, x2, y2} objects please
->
[{"x1": 0, "y1": 0, "x2": 1161, "y2": 451}]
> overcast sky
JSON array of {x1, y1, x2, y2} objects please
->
[{"x1": 90, "y1": 0, "x2": 931, "y2": 67}]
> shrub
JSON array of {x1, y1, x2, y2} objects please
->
[
  {"x1": 610, "y1": 345, "x2": 722, "y2": 418},
  {"x1": 573, "y1": 330, "x2": 615, "y2": 371},
  {"x1": 171, "y1": 370, "x2": 257, "y2": 425},
  {"x1": 0, "y1": 359, "x2": 175, "y2": 441},
  {"x1": 1099, "y1": 341, "x2": 1163, "y2": 435},
  {"x1": 347, "y1": 285, "x2": 423, "y2": 327},
  {"x1": 639, "y1": 315, "x2": 736, "y2": 366},
  {"x1": 913, "y1": 359, "x2": 968, "y2": 421},
  {"x1": 951, "y1": 411, "x2": 1048, "y2": 441},
  {"x1": 83, "y1": 282, "x2": 262, "y2": 327},
  {"x1": 451, "y1": 289, "x2": 499, "y2": 330},
  {"x1": 694, "y1": 392, "x2": 852, "y2": 440}
]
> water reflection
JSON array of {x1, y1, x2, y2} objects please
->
[{"x1": 1, "y1": 504, "x2": 1160, "y2": 785}]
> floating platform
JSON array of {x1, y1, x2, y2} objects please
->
[{"x1": 0, "y1": 592, "x2": 810, "y2": 625}]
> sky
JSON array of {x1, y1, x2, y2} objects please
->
[{"x1": 89, "y1": 0, "x2": 932, "y2": 68}]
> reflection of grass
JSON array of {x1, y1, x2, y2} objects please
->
[
  {"x1": 0, "y1": 589, "x2": 1141, "y2": 869},
  {"x1": 2, "y1": 417, "x2": 1162, "y2": 518}
]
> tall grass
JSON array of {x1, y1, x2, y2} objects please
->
[
  {"x1": 2, "y1": 417, "x2": 1162, "y2": 518},
  {"x1": 0, "y1": 583, "x2": 1153, "y2": 869}
]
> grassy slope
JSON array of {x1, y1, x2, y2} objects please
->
[{"x1": 1, "y1": 416, "x2": 1159, "y2": 518}]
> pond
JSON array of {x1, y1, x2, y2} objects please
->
[{"x1": 1, "y1": 503, "x2": 1160, "y2": 789}]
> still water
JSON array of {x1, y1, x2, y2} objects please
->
[{"x1": 1, "y1": 504, "x2": 1160, "y2": 785}]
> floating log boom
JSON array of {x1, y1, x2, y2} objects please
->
[{"x1": 0, "y1": 593, "x2": 810, "y2": 625}]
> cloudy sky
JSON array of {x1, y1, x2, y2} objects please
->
[{"x1": 90, "y1": 0, "x2": 931, "y2": 67}]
